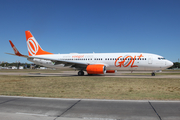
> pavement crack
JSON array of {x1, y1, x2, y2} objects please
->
[
  {"x1": 54, "y1": 99, "x2": 81, "y2": 120},
  {"x1": 148, "y1": 101, "x2": 162, "y2": 120}
]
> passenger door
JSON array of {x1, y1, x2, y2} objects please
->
[{"x1": 148, "y1": 56, "x2": 153, "y2": 64}]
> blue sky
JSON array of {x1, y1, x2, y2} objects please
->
[{"x1": 0, "y1": 0, "x2": 180, "y2": 63}]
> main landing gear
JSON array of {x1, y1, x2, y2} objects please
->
[
  {"x1": 151, "y1": 72, "x2": 155, "y2": 76},
  {"x1": 78, "y1": 70, "x2": 84, "y2": 76}
]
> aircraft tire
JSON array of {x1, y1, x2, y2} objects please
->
[
  {"x1": 78, "y1": 71, "x2": 84, "y2": 76},
  {"x1": 151, "y1": 73, "x2": 155, "y2": 76}
]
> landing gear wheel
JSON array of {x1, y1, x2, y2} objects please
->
[
  {"x1": 78, "y1": 71, "x2": 84, "y2": 76},
  {"x1": 151, "y1": 73, "x2": 155, "y2": 76}
]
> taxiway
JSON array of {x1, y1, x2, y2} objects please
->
[{"x1": 0, "y1": 96, "x2": 180, "y2": 120}]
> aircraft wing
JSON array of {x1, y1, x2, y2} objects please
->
[
  {"x1": 5, "y1": 52, "x2": 28, "y2": 58},
  {"x1": 6, "y1": 40, "x2": 29, "y2": 58},
  {"x1": 29, "y1": 56, "x2": 89, "y2": 70}
]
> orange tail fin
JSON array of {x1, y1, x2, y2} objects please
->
[{"x1": 25, "y1": 31, "x2": 53, "y2": 56}]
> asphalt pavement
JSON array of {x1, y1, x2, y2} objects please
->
[{"x1": 0, "y1": 96, "x2": 180, "y2": 120}]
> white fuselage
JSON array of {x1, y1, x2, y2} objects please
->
[{"x1": 28, "y1": 53, "x2": 173, "y2": 71}]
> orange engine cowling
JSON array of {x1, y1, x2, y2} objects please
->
[{"x1": 86, "y1": 64, "x2": 106, "y2": 74}]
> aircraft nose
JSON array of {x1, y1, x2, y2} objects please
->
[{"x1": 166, "y1": 60, "x2": 173, "y2": 67}]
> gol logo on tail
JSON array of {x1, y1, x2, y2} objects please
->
[
  {"x1": 12, "y1": 46, "x2": 18, "y2": 54},
  {"x1": 114, "y1": 54, "x2": 144, "y2": 68},
  {"x1": 27, "y1": 37, "x2": 39, "y2": 56}
]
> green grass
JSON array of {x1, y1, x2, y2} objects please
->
[{"x1": 0, "y1": 75, "x2": 180, "y2": 100}]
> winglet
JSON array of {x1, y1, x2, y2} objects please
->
[
  {"x1": 9, "y1": 40, "x2": 25, "y2": 56},
  {"x1": 25, "y1": 31, "x2": 53, "y2": 56}
]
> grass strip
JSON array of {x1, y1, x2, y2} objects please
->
[{"x1": 0, "y1": 75, "x2": 180, "y2": 100}]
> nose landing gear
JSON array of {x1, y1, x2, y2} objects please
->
[{"x1": 151, "y1": 72, "x2": 155, "y2": 76}]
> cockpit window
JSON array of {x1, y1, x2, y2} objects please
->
[{"x1": 158, "y1": 57, "x2": 166, "y2": 60}]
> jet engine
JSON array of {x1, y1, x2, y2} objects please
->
[{"x1": 86, "y1": 64, "x2": 106, "y2": 74}]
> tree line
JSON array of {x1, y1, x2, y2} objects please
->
[
  {"x1": 168, "y1": 62, "x2": 180, "y2": 69},
  {"x1": 0, "y1": 62, "x2": 42, "y2": 69}
]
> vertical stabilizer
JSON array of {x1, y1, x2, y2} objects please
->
[{"x1": 25, "y1": 31, "x2": 53, "y2": 56}]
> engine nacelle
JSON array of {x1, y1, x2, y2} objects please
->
[{"x1": 86, "y1": 64, "x2": 106, "y2": 74}]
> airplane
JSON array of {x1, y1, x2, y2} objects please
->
[
  {"x1": 22, "y1": 30, "x2": 173, "y2": 76},
  {"x1": 6, "y1": 31, "x2": 173, "y2": 76}
]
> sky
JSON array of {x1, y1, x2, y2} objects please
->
[{"x1": 0, "y1": 0, "x2": 180, "y2": 63}]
